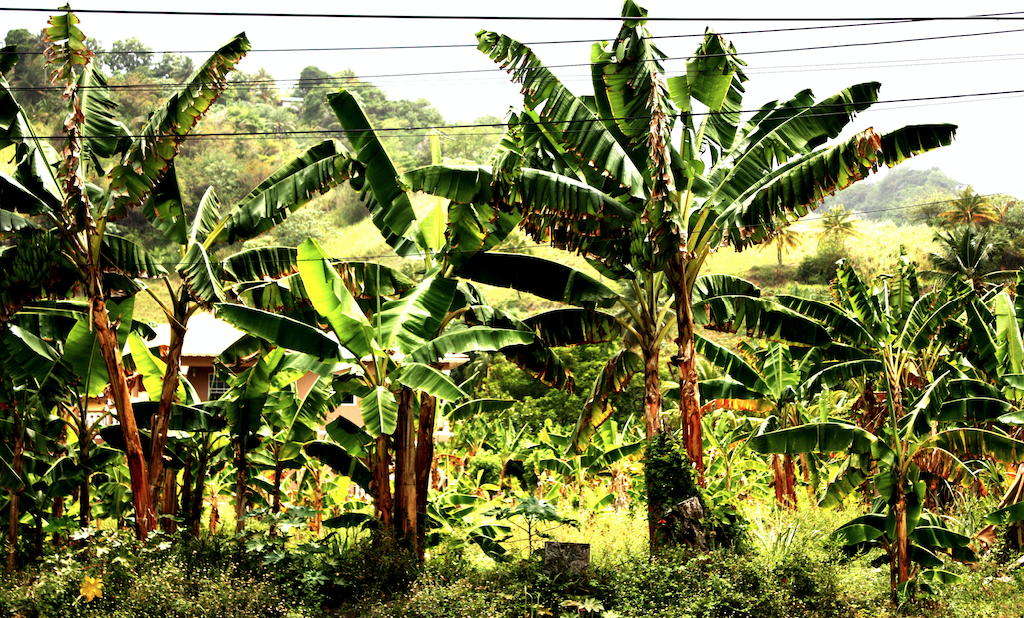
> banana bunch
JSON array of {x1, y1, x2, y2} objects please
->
[
  {"x1": 629, "y1": 218, "x2": 679, "y2": 273},
  {"x1": 6, "y1": 231, "x2": 61, "y2": 290}
]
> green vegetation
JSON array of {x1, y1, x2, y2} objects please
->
[{"x1": 5, "y1": 4, "x2": 1024, "y2": 618}]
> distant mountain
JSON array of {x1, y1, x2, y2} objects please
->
[{"x1": 822, "y1": 167, "x2": 958, "y2": 223}]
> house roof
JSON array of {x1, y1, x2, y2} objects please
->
[
  {"x1": 150, "y1": 312, "x2": 470, "y2": 367},
  {"x1": 150, "y1": 312, "x2": 245, "y2": 358}
]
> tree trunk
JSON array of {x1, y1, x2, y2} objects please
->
[
  {"x1": 393, "y1": 388, "x2": 417, "y2": 551},
  {"x1": 92, "y1": 296, "x2": 156, "y2": 538},
  {"x1": 209, "y1": 493, "x2": 220, "y2": 535},
  {"x1": 642, "y1": 343, "x2": 663, "y2": 440},
  {"x1": 149, "y1": 314, "x2": 186, "y2": 505},
  {"x1": 7, "y1": 422, "x2": 22, "y2": 573},
  {"x1": 269, "y1": 456, "x2": 284, "y2": 537},
  {"x1": 78, "y1": 421, "x2": 91, "y2": 528},
  {"x1": 894, "y1": 481, "x2": 910, "y2": 597},
  {"x1": 310, "y1": 468, "x2": 323, "y2": 534},
  {"x1": 666, "y1": 261, "x2": 704, "y2": 477},
  {"x1": 51, "y1": 497, "x2": 64, "y2": 547},
  {"x1": 78, "y1": 475, "x2": 91, "y2": 529},
  {"x1": 372, "y1": 434, "x2": 393, "y2": 529},
  {"x1": 799, "y1": 453, "x2": 816, "y2": 506},
  {"x1": 180, "y1": 450, "x2": 192, "y2": 527},
  {"x1": 234, "y1": 442, "x2": 248, "y2": 533},
  {"x1": 160, "y1": 470, "x2": 177, "y2": 533},
  {"x1": 414, "y1": 394, "x2": 437, "y2": 561},
  {"x1": 772, "y1": 454, "x2": 798, "y2": 510},
  {"x1": 188, "y1": 441, "x2": 211, "y2": 538}
]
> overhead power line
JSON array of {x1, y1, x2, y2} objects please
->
[
  {"x1": 0, "y1": 17, "x2": 961, "y2": 56},
  {"x1": 6, "y1": 26, "x2": 1023, "y2": 95},
  {"x1": 12, "y1": 88, "x2": 1021, "y2": 142},
  {"x1": 4, "y1": 7, "x2": 1024, "y2": 21},
  {"x1": 124, "y1": 192, "x2": 1012, "y2": 268}
]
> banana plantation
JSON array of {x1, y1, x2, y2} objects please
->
[{"x1": 2, "y1": 4, "x2": 1024, "y2": 617}]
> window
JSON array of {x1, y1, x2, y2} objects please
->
[
  {"x1": 339, "y1": 393, "x2": 355, "y2": 405},
  {"x1": 208, "y1": 375, "x2": 230, "y2": 400}
]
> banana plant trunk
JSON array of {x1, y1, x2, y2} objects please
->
[
  {"x1": 149, "y1": 313, "x2": 187, "y2": 504},
  {"x1": 372, "y1": 434, "x2": 393, "y2": 530},
  {"x1": 642, "y1": 342, "x2": 663, "y2": 440},
  {"x1": 269, "y1": 456, "x2": 284, "y2": 536},
  {"x1": 414, "y1": 394, "x2": 438, "y2": 561},
  {"x1": 894, "y1": 481, "x2": 910, "y2": 595},
  {"x1": 6, "y1": 418, "x2": 22, "y2": 573},
  {"x1": 234, "y1": 442, "x2": 248, "y2": 532},
  {"x1": 393, "y1": 388, "x2": 417, "y2": 551},
  {"x1": 160, "y1": 470, "x2": 177, "y2": 532},
  {"x1": 772, "y1": 454, "x2": 798, "y2": 510},
  {"x1": 93, "y1": 296, "x2": 156, "y2": 537},
  {"x1": 187, "y1": 440, "x2": 212, "y2": 538},
  {"x1": 666, "y1": 259, "x2": 704, "y2": 476}
]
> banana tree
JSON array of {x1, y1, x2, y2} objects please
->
[
  {"x1": 750, "y1": 372, "x2": 1018, "y2": 596},
  {"x1": 135, "y1": 135, "x2": 355, "y2": 513},
  {"x1": 471, "y1": 0, "x2": 956, "y2": 473},
  {"x1": 0, "y1": 324, "x2": 74, "y2": 570},
  {"x1": 778, "y1": 254, "x2": 973, "y2": 426},
  {"x1": 216, "y1": 238, "x2": 538, "y2": 551},
  {"x1": 697, "y1": 340, "x2": 813, "y2": 509},
  {"x1": 0, "y1": 7, "x2": 249, "y2": 536}
]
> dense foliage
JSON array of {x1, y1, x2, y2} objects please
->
[{"x1": 3, "y1": 4, "x2": 1024, "y2": 617}]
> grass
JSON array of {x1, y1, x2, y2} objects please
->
[{"x1": 4, "y1": 496, "x2": 1024, "y2": 618}]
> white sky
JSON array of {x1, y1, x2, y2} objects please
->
[{"x1": 3, "y1": 1, "x2": 1024, "y2": 198}]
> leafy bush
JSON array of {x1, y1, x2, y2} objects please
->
[
  {"x1": 465, "y1": 453, "x2": 503, "y2": 488},
  {"x1": 796, "y1": 239, "x2": 847, "y2": 285}
]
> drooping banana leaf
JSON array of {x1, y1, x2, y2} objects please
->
[
  {"x1": 375, "y1": 272, "x2": 457, "y2": 355},
  {"x1": 77, "y1": 65, "x2": 132, "y2": 173},
  {"x1": 407, "y1": 326, "x2": 534, "y2": 365},
  {"x1": 141, "y1": 164, "x2": 188, "y2": 245},
  {"x1": 475, "y1": 30, "x2": 646, "y2": 197},
  {"x1": 328, "y1": 89, "x2": 422, "y2": 256},
  {"x1": 694, "y1": 334, "x2": 770, "y2": 396},
  {"x1": 522, "y1": 309, "x2": 624, "y2": 348},
  {"x1": 220, "y1": 246, "x2": 300, "y2": 283},
  {"x1": 448, "y1": 398, "x2": 517, "y2": 422},
  {"x1": 749, "y1": 420, "x2": 881, "y2": 457},
  {"x1": 108, "y1": 33, "x2": 250, "y2": 216},
  {"x1": 453, "y1": 252, "x2": 619, "y2": 309},
  {"x1": 724, "y1": 125, "x2": 956, "y2": 249},
  {"x1": 209, "y1": 139, "x2": 353, "y2": 244},
  {"x1": 930, "y1": 428, "x2": 1024, "y2": 463},
  {"x1": 697, "y1": 296, "x2": 829, "y2": 346},
  {"x1": 297, "y1": 238, "x2": 374, "y2": 360},
  {"x1": 100, "y1": 234, "x2": 168, "y2": 279},
  {"x1": 214, "y1": 303, "x2": 345, "y2": 361},
  {"x1": 571, "y1": 348, "x2": 643, "y2": 452},
  {"x1": 361, "y1": 385, "x2": 397, "y2": 437},
  {"x1": 178, "y1": 243, "x2": 225, "y2": 309},
  {"x1": 776, "y1": 294, "x2": 875, "y2": 348},
  {"x1": 303, "y1": 440, "x2": 372, "y2": 492},
  {"x1": 393, "y1": 362, "x2": 467, "y2": 403}
]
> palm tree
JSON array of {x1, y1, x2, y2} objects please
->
[
  {"x1": 940, "y1": 185, "x2": 997, "y2": 227},
  {"x1": 817, "y1": 205, "x2": 863, "y2": 246},
  {"x1": 759, "y1": 225, "x2": 804, "y2": 266},
  {"x1": 926, "y1": 225, "x2": 1008, "y2": 292}
]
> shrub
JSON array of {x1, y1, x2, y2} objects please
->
[
  {"x1": 796, "y1": 239, "x2": 847, "y2": 285},
  {"x1": 465, "y1": 453, "x2": 503, "y2": 488}
]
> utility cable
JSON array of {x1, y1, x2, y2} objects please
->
[
  {"x1": 3, "y1": 7, "x2": 1024, "y2": 21},
  {"x1": 12, "y1": 88, "x2": 1024, "y2": 141}
]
